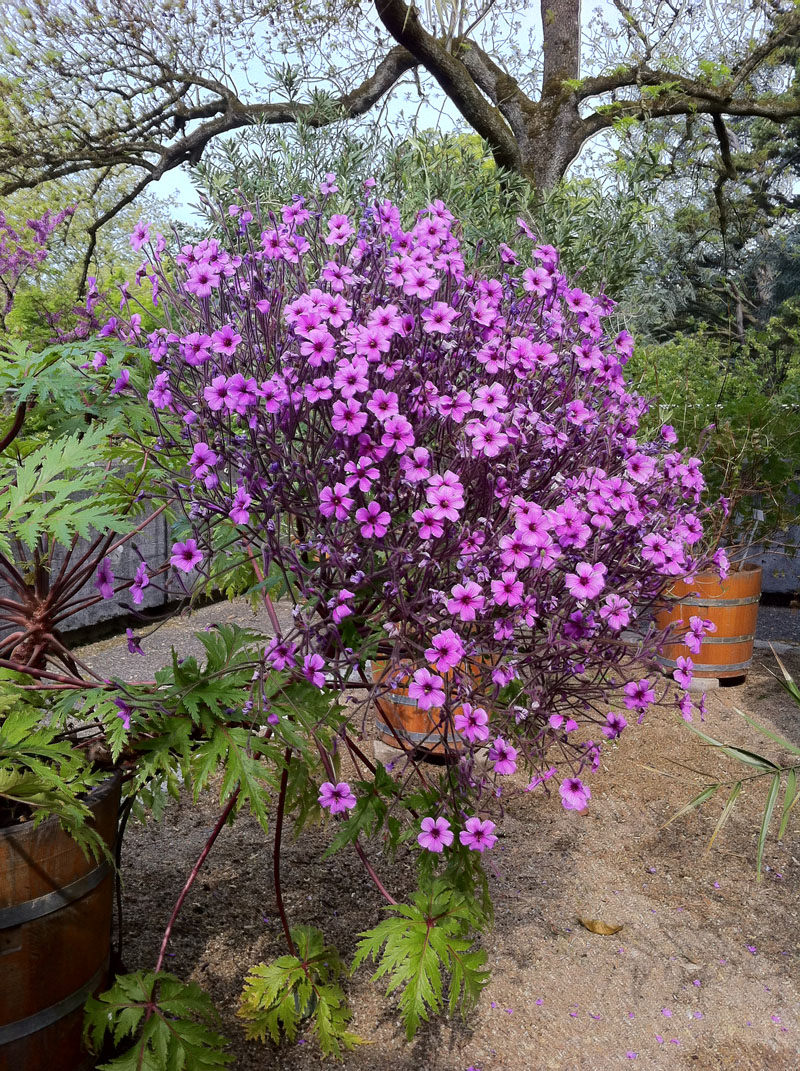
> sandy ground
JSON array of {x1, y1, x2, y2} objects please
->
[{"x1": 79, "y1": 612, "x2": 800, "y2": 1071}]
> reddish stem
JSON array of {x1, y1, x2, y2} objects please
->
[
  {"x1": 154, "y1": 786, "x2": 240, "y2": 974},
  {"x1": 273, "y1": 748, "x2": 296, "y2": 957}
]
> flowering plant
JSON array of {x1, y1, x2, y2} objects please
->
[{"x1": 78, "y1": 186, "x2": 722, "y2": 1063}]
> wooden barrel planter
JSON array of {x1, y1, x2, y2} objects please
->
[
  {"x1": 370, "y1": 653, "x2": 497, "y2": 757},
  {"x1": 0, "y1": 772, "x2": 122, "y2": 1071},
  {"x1": 370, "y1": 660, "x2": 467, "y2": 756},
  {"x1": 656, "y1": 563, "x2": 762, "y2": 682}
]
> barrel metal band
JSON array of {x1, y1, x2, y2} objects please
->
[
  {"x1": 698, "y1": 634, "x2": 754, "y2": 645},
  {"x1": 375, "y1": 719, "x2": 459, "y2": 746},
  {"x1": 668, "y1": 595, "x2": 761, "y2": 607},
  {"x1": 658, "y1": 657, "x2": 753, "y2": 673},
  {"x1": 377, "y1": 691, "x2": 418, "y2": 708},
  {"x1": 0, "y1": 964, "x2": 105, "y2": 1045},
  {"x1": 0, "y1": 860, "x2": 110, "y2": 930}
]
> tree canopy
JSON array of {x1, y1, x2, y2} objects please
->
[{"x1": 3, "y1": 0, "x2": 800, "y2": 241}]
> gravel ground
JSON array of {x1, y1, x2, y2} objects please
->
[{"x1": 75, "y1": 609, "x2": 800, "y2": 1071}]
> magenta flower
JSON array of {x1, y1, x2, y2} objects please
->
[
  {"x1": 114, "y1": 699, "x2": 132, "y2": 730},
  {"x1": 447, "y1": 581, "x2": 485, "y2": 622},
  {"x1": 318, "y1": 781, "x2": 357, "y2": 814},
  {"x1": 454, "y1": 703, "x2": 490, "y2": 743},
  {"x1": 599, "y1": 594, "x2": 632, "y2": 631},
  {"x1": 303, "y1": 653, "x2": 326, "y2": 688},
  {"x1": 417, "y1": 816, "x2": 453, "y2": 852},
  {"x1": 265, "y1": 638, "x2": 297, "y2": 670},
  {"x1": 130, "y1": 562, "x2": 149, "y2": 606},
  {"x1": 559, "y1": 777, "x2": 591, "y2": 811},
  {"x1": 129, "y1": 220, "x2": 150, "y2": 251},
  {"x1": 421, "y1": 301, "x2": 459, "y2": 334},
  {"x1": 170, "y1": 539, "x2": 203, "y2": 572},
  {"x1": 674, "y1": 655, "x2": 694, "y2": 688},
  {"x1": 355, "y1": 500, "x2": 390, "y2": 539},
  {"x1": 408, "y1": 667, "x2": 446, "y2": 710},
  {"x1": 319, "y1": 483, "x2": 354, "y2": 521},
  {"x1": 459, "y1": 816, "x2": 498, "y2": 852},
  {"x1": 602, "y1": 712, "x2": 628, "y2": 740},
  {"x1": 565, "y1": 561, "x2": 607, "y2": 600},
  {"x1": 95, "y1": 558, "x2": 114, "y2": 599},
  {"x1": 623, "y1": 679, "x2": 656, "y2": 712},
  {"x1": 110, "y1": 368, "x2": 130, "y2": 396},
  {"x1": 424, "y1": 628, "x2": 465, "y2": 673},
  {"x1": 488, "y1": 737, "x2": 518, "y2": 775}
]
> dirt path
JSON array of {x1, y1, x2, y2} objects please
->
[{"x1": 89, "y1": 615, "x2": 799, "y2": 1071}]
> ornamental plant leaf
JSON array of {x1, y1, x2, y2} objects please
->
[
  {"x1": 83, "y1": 971, "x2": 233, "y2": 1070},
  {"x1": 0, "y1": 422, "x2": 133, "y2": 553},
  {"x1": 353, "y1": 880, "x2": 489, "y2": 1039},
  {"x1": 238, "y1": 926, "x2": 362, "y2": 1058}
]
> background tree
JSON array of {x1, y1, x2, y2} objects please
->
[{"x1": 4, "y1": 0, "x2": 800, "y2": 274}]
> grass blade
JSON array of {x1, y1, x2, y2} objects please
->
[
  {"x1": 777, "y1": 767, "x2": 799, "y2": 842},
  {"x1": 717, "y1": 745, "x2": 780, "y2": 772},
  {"x1": 733, "y1": 707, "x2": 800, "y2": 758},
  {"x1": 756, "y1": 773, "x2": 781, "y2": 881},
  {"x1": 662, "y1": 785, "x2": 718, "y2": 830},
  {"x1": 707, "y1": 781, "x2": 742, "y2": 852}
]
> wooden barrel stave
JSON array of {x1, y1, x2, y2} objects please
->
[
  {"x1": 656, "y1": 564, "x2": 762, "y2": 680},
  {"x1": 0, "y1": 773, "x2": 121, "y2": 1071},
  {"x1": 369, "y1": 658, "x2": 496, "y2": 755}
]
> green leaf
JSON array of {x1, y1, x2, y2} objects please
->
[
  {"x1": 83, "y1": 971, "x2": 233, "y2": 1070},
  {"x1": 238, "y1": 926, "x2": 361, "y2": 1058},
  {"x1": 756, "y1": 773, "x2": 781, "y2": 881},
  {"x1": 734, "y1": 706, "x2": 800, "y2": 758},
  {"x1": 707, "y1": 781, "x2": 741, "y2": 851},
  {"x1": 662, "y1": 784, "x2": 719, "y2": 829},
  {"x1": 778, "y1": 767, "x2": 799, "y2": 842},
  {"x1": 353, "y1": 880, "x2": 489, "y2": 1039}
]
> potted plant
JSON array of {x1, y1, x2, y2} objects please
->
[
  {"x1": 629, "y1": 333, "x2": 800, "y2": 681},
  {"x1": 54, "y1": 183, "x2": 728, "y2": 1068}
]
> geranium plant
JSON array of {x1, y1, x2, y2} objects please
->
[{"x1": 66, "y1": 184, "x2": 726, "y2": 1066}]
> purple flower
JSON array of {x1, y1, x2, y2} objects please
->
[
  {"x1": 674, "y1": 655, "x2": 694, "y2": 689},
  {"x1": 265, "y1": 638, "x2": 297, "y2": 671},
  {"x1": 447, "y1": 581, "x2": 485, "y2": 622},
  {"x1": 110, "y1": 368, "x2": 130, "y2": 395},
  {"x1": 601, "y1": 712, "x2": 627, "y2": 740},
  {"x1": 355, "y1": 500, "x2": 390, "y2": 539},
  {"x1": 319, "y1": 483, "x2": 354, "y2": 521},
  {"x1": 417, "y1": 816, "x2": 453, "y2": 852},
  {"x1": 454, "y1": 703, "x2": 490, "y2": 743},
  {"x1": 424, "y1": 628, "x2": 465, "y2": 673},
  {"x1": 130, "y1": 220, "x2": 150, "y2": 251},
  {"x1": 318, "y1": 781, "x2": 357, "y2": 813},
  {"x1": 95, "y1": 559, "x2": 114, "y2": 599},
  {"x1": 170, "y1": 539, "x2": 203, "y2": 572},
  {"x1": 488, "y1": 737, "x2": 517, "y2": 776},
  {"x1": 114, "y1": 698, "x2": 132, "y2": 730},
  {"x1": 408, "y1": 667, "x2": 446, "y2": 710},
  {"x1": 565, "y1": 561, "x2": 607, "y2": 600},
  {"x1": 130, "y1": 562, "x2": 149, "y2": 605},
  {"x1": 559, "y1": 777, "x2": 591, "y2": 811},
  {"x1": 459, "y1": 816, "x2": 498, "y2": 852},
  {"x1": 126, "y1": 629, "x2": 144, "y2": 656},
  {"x1": 303, "y1": 653, "x2": 326, "y2": 688},
  {"x1": 623, "y1": 679, "x2": 656, "y2": 712}
]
